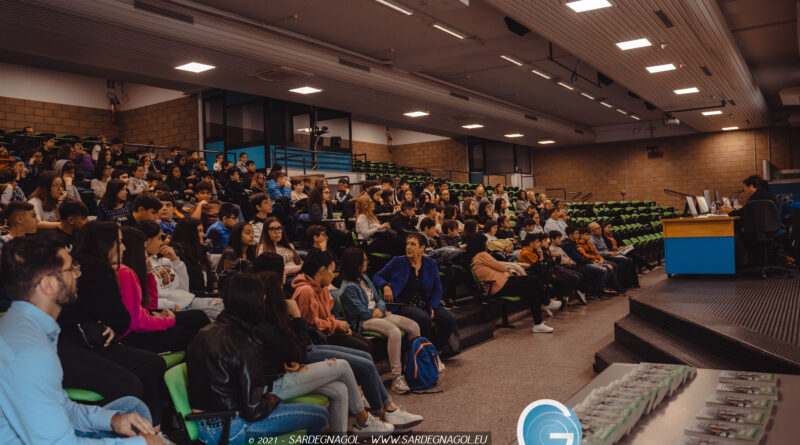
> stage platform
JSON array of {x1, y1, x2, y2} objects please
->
[{"x1": 595, "y1": 272, "x2": 800, "y2": 375}]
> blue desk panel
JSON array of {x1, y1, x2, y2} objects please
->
[{"x1": 664, "y1": 236, "x2": 735, "y2": 275}]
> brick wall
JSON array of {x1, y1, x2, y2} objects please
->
[
  {"x1": 390, "y1": 138, "x2": 470, "y2": 183},
  {"x1": 531, "y1": 127, "x2": 799, "y2": 208},
  {"x1": 352, "y1": 140, "x2": 392, "y2": 163},
  {"x1": 0, "y1": 97, "x2": 121, "y2": 138},
  {"x1": 122, "y1": 95, "x2": 198, "y2": 149}
]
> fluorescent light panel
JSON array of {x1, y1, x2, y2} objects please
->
[
  {"x1": 403, "y1": 111, "x2": 429, "y2": 117},
  {"x1": 674, "y1": 87, "x2": 699, "y2": 95},
  {"x1": 566, "y1": 0, "x2": 612, "y2": 13},
  {"x1": 531, "y1": 69, "x2": 552, "y2": 79},
  {"x1": 175, "y1": 62, "x2": 215, "y2": 73},
  {"x1": 646, "y1": 63, "x2": 676, "y2": 73},
  {"x1": 289, "y1": 86, "x2": 322, "y2": 94},
  {"x1": 557, "y1": 81, "x2": 575, "y2": 91},
  {"x1": 504, "y1": 133, "x2": 524, "y2": 138},
  {"x1": 580, "y1": 92, "x2": 595, "y2": 100},
  {"x1": 374, "y1": 0, "x2": 413, "y2": 15},
  {"x1": 600, "y1": 101, "x2": 614, "y2": 108},
  {"x1": 722, "y1": 126, "x2": 739, "y2": 131},
  {"x1": 462, "y1": 124, "x2": 484, "y2": 129},
  {"x1": 538, "y1": 140, "x2": 556, "y2": 144},
  {"x1": 702, "y1": 110, "x2": 723, "y2": 116},
  {"x1": 500, "y1": 55, "x2": 523, "y2": 66},
  {"x1": 432, "y1": 24, "x2": 464, "y2": 39},
  {"x1": 616, "y1": 108, "x2": 628, "y2": 114},
  {"x1": 631, "y1": 115, "x2": 640, "y2": 120},
  {"x1": 616, "y1": 38, "x2": 651, "y2": 50}
]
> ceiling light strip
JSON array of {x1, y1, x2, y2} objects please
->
[
  {"x1": 374, "y1": 0, "x2": 413, "y2": 15},
  {"x1": 432, "y1": 24, "x2": 465, "y2": 39}
]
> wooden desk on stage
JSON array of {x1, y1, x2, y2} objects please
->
[{"x1": 662, "y1": 216, "x2": 737, "y2": 275}]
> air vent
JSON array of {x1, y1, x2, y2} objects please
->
[
  {"x1": 134, "y1": 0, "x2": 193, "y2": 23},
  {"x1": 338, "y1": 59, "x2": 371, "y2": 72},
  {"x1": 700, "y1": 66, "x2": 712, "y2": 76},
  {"x1": 654, "y1": 10, "x2": 674, "y2": 28},
  {"x1": 450, "y1": 91, "x2": 469, "y2": 101},
  {"x1": 249, "y1": 66, "x2": 314, "y2": 83},
  {"x1": 524, "y1": 114, "x2": 538, "y2": 121},
  {"x1": 574, "y1": 129, "x2": 584, "y2": 134}
]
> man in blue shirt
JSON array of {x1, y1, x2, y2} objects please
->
[
  {"x1": 0, "y1": 235, "x2": 164, "y2": 444},
  {"x1": 588, "y1": 221, "x2": 638, "y2": 289}
]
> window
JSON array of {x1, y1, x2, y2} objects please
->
[
  {"x1": 485, "y1": 142, "x2": 514, "y2": 173},
  {"x1": 515, "y1": 145, "x2": 531, "y2": 174},
  {"x1": 469, "y1": 143, "x2": 484, "y2": 171},
  {"x1": 226, "y1": 101, "x2": 264, "y2": 146},
  {"x1": 203, "y1": 95, "x2": 224, "y2": 140}
]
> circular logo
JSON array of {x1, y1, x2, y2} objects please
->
[{"x1": 517, "y1": 399, "x2": 582, "y2": 445}]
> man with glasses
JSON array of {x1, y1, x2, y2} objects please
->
[{"x1": 0, "y1": 235, "x2": 165, "y2": 444}]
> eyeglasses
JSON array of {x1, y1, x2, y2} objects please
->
[
  {"x1": 267, "y1": 226, "x2": 283, "y2": 232},
  {"x1": 48, "y1": 262, "x2": 81, "y2": 277}
]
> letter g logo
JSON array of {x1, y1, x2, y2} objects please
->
[{"x1": 517, "y1": 399, "x2": 582, "y2": 445}]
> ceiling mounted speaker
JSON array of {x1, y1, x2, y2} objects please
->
[
  {"x1": 597, "y1": 72, "x2": 613, "y2": 86},
  {"x1": 504, "y1": 17, "x2": 530, "y2": 36},
  {"x1": 644, "y1": 101, "x2": 657, "y2": 111}
]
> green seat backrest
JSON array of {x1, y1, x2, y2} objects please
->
[
  {"x1": 65, "y1": 388, "x2": 104, "y2": 403},
  {"x1": 161, "y1": 351, "x2": 185, "y2": 369},
  {"x1": 164, "y1": 364, "x2": 198, "y2": 440}
]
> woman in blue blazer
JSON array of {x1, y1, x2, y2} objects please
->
[{"x1": 339, "y1": 248, "x2": 420, "y2": 394}]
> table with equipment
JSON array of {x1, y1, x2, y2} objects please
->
[{"x1": 662, "y1": 216, "x2": 737, "y2": 275}]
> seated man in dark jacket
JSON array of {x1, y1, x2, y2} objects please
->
[
  {"x1": 561, "y1": 225, "x2": 611, "y2": 298},
  {"x1": 374, "y1": 233, "x2": 458, "y2": 358},
  {"x1": 389, "y1": 201, "x2": 418, "y2": 239}
]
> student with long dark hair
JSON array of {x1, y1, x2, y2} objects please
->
[
  {"x1": 339, "y1": 247, "x2": 420, "y2": 394},
  {"x1": 96, "y1": 179, "x2": 133, "y2": 222},
  {"x1": 170, "y1": 217, "x2": 215, "y2": 294},
  {"x1": 28, "y1": 171, "x2": 66, "y2": 226},
  {"x1": 256, "y1": 217, "x2": 302, "y2": 275},
  {"x1": 56, "y1": 221, "x2": 167, "y2": 431},
  {"x1": 219, "y1": 221, "x2": 256, "y2": 273}
]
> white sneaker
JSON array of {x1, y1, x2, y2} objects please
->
[
  {"x1": 384, "y1": 407, "x2": 424, "y2": 433},
  {"x1": 544, "y1": 300, "x2": 563, "y2": 311},
  {"x1": 576, "y1": 290, "x2": 587, "y2": 305},
  {"x1": 532, "y1": 322, "x2": 554, "y2": 333},
  {"x1": 437, "y1": 359, "x2": 445, "y2": 374},
  {"x1": 391, "y1": 375, "x2": 411, "y2": 395},
  {"x1": 352, "y1": 413, "x2": 395, "y2": 436},
  {"x1": 544, "y1": 308, "x2": 553, "y2": 317}
]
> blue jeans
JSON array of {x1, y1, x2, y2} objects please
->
[
  {"x1": 197, "y1": 403, "x2": 328, "y2": 445},
  {"x1": 306, "y1": 344, "x2": 391, "y2": 412},
  {"x1": 75, "y1": 396, "x2": 151, "y2": 439}
]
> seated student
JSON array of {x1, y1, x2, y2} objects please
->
[
  {"x1": 186, "y1": 274, "x2": 333, "y2": 442},
  {"x1": 523, "y1": 234, "x2": 582, "y2": 307},
  {"x1": 374, "y1": 233, "x2": 458, "y2": 358},
  {"x1": 266, "y1": 171, "x2": 292, "y2": 202},
  {"x1": 496, "y1": 215, "x2": 515, "y2": 239},
  {"x1": 222, "y1": 168, "x2": 247, "y2": 208},
  {"x1": 117, "y1": 225, "x2": 209, "y2": 353},
  {"x1": 476, "y1": 201, "x2": 495, "y2": 227},
  {"x1": 249, "y1": 172, "x2": 267, "y2": 194},
  {"x1": 601, "y1": 221, "x2": 652, "y2": 273},
  {"x1": 379, "y1": 190, "x2": 396, "y2": 215},
  {"x1": 394, "y1": 180, "x2": 410, "y2": 206},
  {"x1": 462, "y1": 219, "x2": 478, "y2": 243},
  {"x1": 253, "y1": 266, "x2": 422, "y2": 430},
  {"x1": 308, "y1": 184, "x2": 350, "y2": 253},
  {"x1": 539, "y1": 199, "x2": 554, "y2": 222},
  {"x1": 494, "y1": 197, "x2": 516, "y2": 221},
  {"x1": 56, "y1": 222, "x2": 168, "y2": 432},
  {"x1": 28, "y1": 171, "x2": 66, "y2": 227},
  {"x1": 0, "y1": 236, "x2": 165, "y2": 445},
  {"x1": 127, "y1": 193, "x2": 162, "y2": 226},
  {"x1": 145, "y1": 171, "x2": 161, "y2": 192},
  {"x1": 519, "y1": 214, "x2": 545, "y2": 240},
  {"x1": 53, "y1": 160, "x2": 81, "y2": 202},
  {"x1": 257, "y1": 217, "x2": 303, "y2": 276},
  {"x1": 589, "y1": 221, "x2": 637, "y2": 289},
  {"x1": 338, "y1": 248, "x2": 421, "y2": 394},
  {"x1": 290, "y1": 178, "x2": 307, "y2": 203},
  {"x1": 155, "y1": 191, "x2": 178, "y2": 237},
  {"x1": 354, "y1": 194, "x2": 395, "y2": 252},
  {"x1": 165, "y1": 164, "x2": 190, "y2": 196},
  {"x1": 438, "y1": 188, "x2": 454, "y2": 207},
  {"x1": 492, "y1": 184, "x2": 511, "y2": 207},
  {"x1": 467, "y1": 233, "x2": 559, "y2": 333},
  {"x1": 96, "y1": 179, "x2": 133, "y2": 223},
  {"x1": 205, "y1": 202, "x2": 238, "y2": 254},
  {"x1": 219, "y1": 221, "x2": 256, "y2": 274},
  {"x1": 563, "y1": 226, "x2": 614, "y2": 297},
  {"x1": 439, "y1": 220, "x2": 463, "y2": 248},
  {"x1": 37, "y1": 200, "x2": 88, "y2": 250},
  {"x1": 334, "y1": 178, "x2": 353, "y2": 208},
  {"x1": 390, "y1": 201, "x2": 417, "y2": 238},
  {"x1": 241, "y1": 160, "x2": 256, "y2": 185},
  {"x1": 1, "y1": 201, "x2": 38, "y2": 243},
  {"x1": 127, "y1": 164, "x2": 148, "y2": 196},
  {"x1": 421, "y1": 180, "x2": 437, "y2": 203},
  {"x1": 419, "y1": 217, "x2": 440, "y2": 250},
  {"x1": 248, "y1": 192, "x2": 272, "y2": 245},
  {"x1": 460, "y1": 198, "x2": 477, "y2": 222},
  {"x1": 577, "y1": 226, "x2": 622, "y2": 292},
  {"x1": 415, "y1": 202, "x2": 441, "y2": 232},
  {"x1": 291, "y1": 251, "x2": 372, "y2": 354},
  {"x1": 186, "y1": 182, "x2": 219, "y2": 226},
  {"x1": 483, "y1": 220, "x2": 499, "y2": 242},
  {"x1": 398, "y1": 188, "x2": 415, "y2": 208},
  {"x1": 170, "y1": 218, "x2": 217, "y2": 295},
  {"x1": 543, "y1": 208, "x2": 566, "y2": 236},
  {"x1": 0, "y1": 167, "x2": 27, "y2": 204}
]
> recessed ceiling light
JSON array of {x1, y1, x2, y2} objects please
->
[
  {"x1": 702, "y1": 110, "x2": 723, "y2": 116},
  {"x1": 722, "y1": 126, "x2": 739, "y2": 131},
  {"x1": 374, "y1": 0, "x2": 413, "y2": 15},
  {"x1": 538, "y1": 140, "x2": 556, "y2": 144},
  {"x1": 616, "y1": 108, "x2": 628, "y2": 114},
  {"x1": 646, "y1": 63, "x2": 676, "y2": 73},
  {"x1": 557, "y1": 81, "x2": 575, "y2": 91},
  {"x1": 631, "y1": 115, "x2": 641, "y2": 120},
  {"x1": 531, "y1": 69, "x2": 552, "y2": 80},
  {"x1": 674, "y1": 87, "x2": 699, "y2": 95},
  {"x1": 289, "y1": 86, "x2": 322, "y2": 94},
  {"x1": 432, "y1": 24, "x2": 465, "y2": 39},
  {"x1": 500, "y1": 55, "x2": 523, "y2": 66},
  {"x1": 504, "y1": 133, "x2": 524, "y2": 138},
  {"x1": 580, "y1": 92, "x2": 596, "y2": 100},
  {"x1": 616, "y1": 38, "x2": 651, "y2": 50},
  {"x1": 175, "y1": 62, "x2": 215, "y2": 73},
  {"x1": 566, "y1": 0, "x2": 612, "y2": 13},
  {"x1": 600, "y1": 101, "x2": 614, "y2": 108},
  {"x1": 462, "y1": 124, "x2": 484, "y2": 129},
  {"x1": 404, "y1": 111, "x2": 429, "y2": 117}
]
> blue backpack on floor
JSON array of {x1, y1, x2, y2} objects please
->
[{"x1": 405, "y1": 337, "x2": 440, "y2": 391}]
